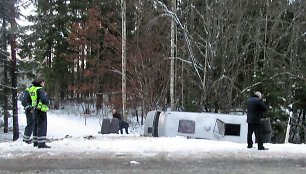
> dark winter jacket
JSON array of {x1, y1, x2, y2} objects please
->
[
  {"x1": 21, "y1": 87, "x2": 32, "y2": 110},
  {"x1": 247, "y1": 95, "x2": 268, "y2": 124},
  {"x1": 113, "y1": 112, "x2": 123, "y2": 121},
  {"x1": 31, "y1": 80, "x2": 49, "y2": 108},
  {"x1": 37, "y1": 88, "x2": 48, "y2": 106},
  {"x1": 113, "y1": 112, "x2": 129, "y2": 130}
]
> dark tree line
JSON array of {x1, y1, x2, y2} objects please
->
[
  {"x1": 1, "y1": 0, "x2": 305, "y2": 143},
  {"x1": 0, "y1": 0, "x2": 19, "y2": 140}
]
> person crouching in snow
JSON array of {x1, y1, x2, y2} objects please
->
[{"x1": 112, "y1": 109, "x2": 129, "y2": 134}]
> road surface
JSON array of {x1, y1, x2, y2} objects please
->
[{"x1": 0, "y1": 151, "x2": 305, "y2": 174}]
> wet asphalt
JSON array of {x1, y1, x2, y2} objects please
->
[{"x1": 0, "y1": 151, "x2": 306, "y2": 174}]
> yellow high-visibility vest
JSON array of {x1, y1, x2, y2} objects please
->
[{"x1": 28, "y1": 86, "x2": 49, "y2": 112}]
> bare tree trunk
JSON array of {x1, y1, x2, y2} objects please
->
[
  {"x1": 121, "y1": 0, "x2": 127, "y2": 120},
  {"x1": 10, "y1": 35, "x2": 19, "y2": 141},
  {"x1": 302, "y1": 110, "x2": 305, "y2": 143},
  {"x1": 1, "y1": 16, "x2": 9, "y2": 133},
  {"x1": 170, "y1": 0, "x2": 177, "y2": 111},
  {"x1": 9, "y1": 0, "x2": 19, "y2": 141},
  {"x1": 141, "y1": 104, "x2": 144, "y2": 125}
]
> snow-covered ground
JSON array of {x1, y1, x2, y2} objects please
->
[{"x1": 1, "y1": 102, "x2": 306, "y2": 159}]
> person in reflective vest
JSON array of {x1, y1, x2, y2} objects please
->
[
  {"x1": 21, "y1": 81, "x2": 36, "y2": 144},
  {"x1": 30, "y1": 78, "x2": 50, "y2": 148}
]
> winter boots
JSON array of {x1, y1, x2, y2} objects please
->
[
  {"x1": 23, "y1": 139, "x2": 32, "y2": 144},
  {"x1": 37, "y1": 143, "x2": 51, "y2": 148}
]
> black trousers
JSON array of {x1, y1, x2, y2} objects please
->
[
  {"x1": 247, "y1": 123, "x2": 263, "y2": 148},
  {"x1": 33, "y1": 110, "x2": 48, "y2": 146},
  {"x1": 118, "y1": 121, "x2": 129, "y2": 134},
  {"x1": 23, "y1": 110, "x2": 34, "y2": 142}
]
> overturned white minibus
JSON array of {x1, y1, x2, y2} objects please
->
[{"x1": 143, "y1": 110, "x2": 272, "y2": 143}]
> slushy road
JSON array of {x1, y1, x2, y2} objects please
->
[{"x1": 0, "y1": 151, "x2": 305, "y2": 174}]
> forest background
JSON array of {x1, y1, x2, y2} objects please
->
[{"x1": 0, "y1": 0, "x2": 305, "y2": 144}]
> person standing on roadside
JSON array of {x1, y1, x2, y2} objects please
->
[
  {"x1": 247, "y1": 91, "x2": 268, "y2": 150},
  {"x1": 30, "y1": 78, "x2": 51, "y2": 148},
  {"x1": 112, "y1": 109, "x2": 129, "y2": 134},
  {"x1": 21, "y1": 80, "x2": 36, "y2": 144}
]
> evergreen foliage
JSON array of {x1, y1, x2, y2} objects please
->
[{"x1": 1, "y1": 0, "x2": 305, "y2": 143}]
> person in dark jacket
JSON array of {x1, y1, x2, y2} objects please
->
[
  {"x1": 247, "y1": 91, "x2": 268, "y2": 150},
  {"x1": 31, "y1": 78, "x2": 51, "y2": 148},
  {"x1": 112, "y1": 109, "x2": 129, "y2": 134},
  {"x1": 21, "y1": 81, "x2": 36, "y2": 144}
]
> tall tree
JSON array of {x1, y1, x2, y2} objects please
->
[
  {"x1": 126, "y1": 0, "x2": 170, "y2": 113},
  {"x1": 0, "y1": 0, "x2": 10, "y2": 133},
  {"x1": 121, "y1": 0, "x2": 127, "y2": 119},
  {"x1": 170, "y1": 0, "x2": 177, "y2": 111},
  {"x1": 8, "y1": 0, "x2": 19, "y2": 140}
]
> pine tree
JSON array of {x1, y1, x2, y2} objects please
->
[{"x1": 0, "y1": 0, "x2": 10, "y2": 133}]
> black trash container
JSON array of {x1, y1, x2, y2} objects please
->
[{"x1": 261, "y1": 118, "x2": 272, "y2": 143}]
